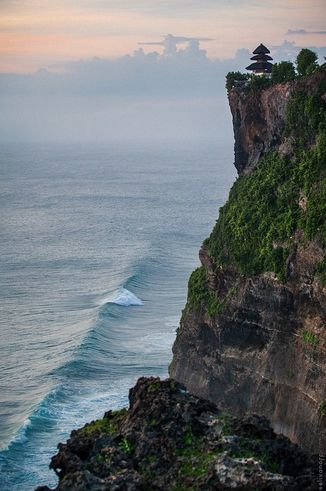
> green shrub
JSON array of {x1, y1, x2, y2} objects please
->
[
  {"x1": 118, "y1": 437, "x2": 135, "y2": 455},
  {"x1": 302, "y1": 331, "x2": 319, "y2": 347},
  {"x1": 285, "y1": 90, "x2": 326, "y2": 143},
  {"x1": 187, "y1": 267, "x2": 210, "y2": 307},
  {"x1": 186, "y1": 267, "x2": 228, "y2": 317},
  {"x1": 81, "y1": 408, "x2": 127, "y2": 435},
  {"x1": 226, "y1": 71, "x2": 249, "y2": 92},
  {"x1": 207, "y1": 152, "x2": 293, "y2": 280},
  {"x1": 271, "y1": 61, "x2": 295, "y2": 84},
  {"x1": 249, "y1": 74, "x2": 272, "y2": 91}
]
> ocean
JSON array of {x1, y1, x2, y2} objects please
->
[{"x1": 0, "y1": 140, "x2": 235, "y2": 490}]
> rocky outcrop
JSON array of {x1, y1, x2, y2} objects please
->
[
  {"x1": 229, "y1": 83, "x2": 290, "y2": 174},
  {"x1": 229, "y1": 70, "x2": 325, "y2": 174},
  {"x1": 170, "y1": 69, "x2": 326, "y2": 454},
  {"x1": 36, "y1": 377, "x2": 318, "y2": 491}
]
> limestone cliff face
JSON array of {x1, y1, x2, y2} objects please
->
[
  {"x1": 170, "y1": 69, "x2": 326, "y2": 454},
  {"x1": 229, "y1": 71, "x2": 325, "y2": 175},
  {"x1": 229, "y1": 82, "x2": 291, "y2": 174}
]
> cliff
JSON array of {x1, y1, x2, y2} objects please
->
[
  {"x1": 170, "y1": 68, "x2": 326, "y2": 454},
  {"x1": 36, "y1": 377, "x2": 318, "y2": 491}
]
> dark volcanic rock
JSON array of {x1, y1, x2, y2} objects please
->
[
  {"x1": 170, "y1": 245, "x2": 326, "y2": 453},
  {"x1": 36, "y1": 377, "x2": 318, "y2": 491}
]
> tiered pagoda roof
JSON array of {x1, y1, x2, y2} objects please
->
[
  {"x1": 253, "y1": 43, "x2": 270, "y2": 54},
  {"x1": 250, "y1": 54, "x2": 273, "y2": 61},
  {"x1": 246, "y1": 43, "x2": 273, "y2": 74}
]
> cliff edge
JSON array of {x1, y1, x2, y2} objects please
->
[{"x1": 170, "y1": 68, "x2": 326, "y2": 454}]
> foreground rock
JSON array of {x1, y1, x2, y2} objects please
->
[{"x1": 36, "y1": 377, "x2": 318, "y2": 490}]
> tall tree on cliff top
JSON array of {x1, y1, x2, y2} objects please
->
[{"x1": 296, "y1": 48, "x2": 318, "y2": 76}]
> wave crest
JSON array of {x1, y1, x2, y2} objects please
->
[{"x1": 98, "y1": 288, "x2": 143, "y2": 307}]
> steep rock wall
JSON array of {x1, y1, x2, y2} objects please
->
[
  {"x1": 229, "y1": 84, "x2": 290, "y2": 174},
  {"x1": 230, "y1": 72, "x2": 325, "y2": 174},
  {"x1": 170, "y1": 69, "x2": 326, "y2": 453}
]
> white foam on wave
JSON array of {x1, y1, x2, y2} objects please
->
[
  {"x1": 98, "y1": 288, "x2": 143, "y2": 307},
  {"x1": 2, "y1": 418, "x2": 32, "y2": 450}
]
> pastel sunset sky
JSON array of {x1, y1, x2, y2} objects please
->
[{"x1": 1, "y1": 0, "x2": 326, "y2": 73}]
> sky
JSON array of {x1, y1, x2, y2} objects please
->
[
  {"x1": 1, "y1": 0, "x2": 326, "y2": 73},
  {"x1": 0, "y1": 0, "x2": 325, "y2": 142}
]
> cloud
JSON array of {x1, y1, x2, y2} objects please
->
[
  {"x1": 0, "y1": 43, "x2": 251, "y2": 142},
  {"x1": 2, "y1": 0, "x2": 326, "y2": 72},
  {"x1": 1, "y1": 39, "x2": 325, "y2": 143},
  {"x1": 272, "y1": 40, "x2": 326, "y2": 62},
  {"x1": 0, "y1": 40, "x2": 248, "y2": 98},
  {"x1": 287, "y1": 29, "x2": 326, "y2": 35}
]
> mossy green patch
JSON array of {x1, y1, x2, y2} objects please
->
[
  {"x1": 182, "y1": 428, "x2": 200, "y2": 447},
  {"x1": 81, "y1": 408, "x2": 127, "y2": 436},
  {"x1": 187, "y1": 266, "x2": 235, "y2": 317},
  {"x1": 147, "y1": 380, "x2": 162, "y2": 392},
  {"x1": 228, "y1": 437, "x2": 282, "y2": 474},
  {"x1": 302, "y1": 330, "x2": 319, "y2": 347},
  {"x1": 178, "y1": 450, "x2": 217, "y2": 479},
  {"x1": 187, "y1": 267, "x2": 210, "y2": 308},
  {"x1": 217, "y1": 412, "x2": 233, "y2": 434}
]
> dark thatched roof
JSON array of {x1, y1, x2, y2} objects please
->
[
  {"x1": 252, "y1": 43, "x2": 270, "y2": 55},
  {"x1": 246, "y1": 61, "x2": 273, "y2": 72},
  {"x1": 250, "y1": 53, "x2": 273, "y2": 61}
]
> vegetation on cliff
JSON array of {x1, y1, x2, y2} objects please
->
[
  {"x1": 187, "y1": 267, "x2": 225, "y2": 317},
  {"x1": 226, "y1": 48, "x2": 322, "y2": 92},
  {"x1": 172, "y1": 68, "x2": 326, "y2": 457},
  {"x1": 184, "y1": 69, "x2": 326, "y2": 312}
]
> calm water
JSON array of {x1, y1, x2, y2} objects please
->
[{"x1": 0, "y1": 140, "x2": 235, "y2": 490}]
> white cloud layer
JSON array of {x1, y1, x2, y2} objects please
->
[{"x1": 1, "y1": 41, "x2": 325, "y2": 143}]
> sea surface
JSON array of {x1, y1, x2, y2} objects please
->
[{"x1": 0, "y1": 140, "x2": 235, "y2": 490}]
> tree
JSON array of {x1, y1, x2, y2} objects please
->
[
  {"x1": 249, "y1": 74, "x2": 271, "y2": 91},
  {"x1": 296, "y1": 48, "x2": 318, "y2": 77},
  {"x1": 271, "y1": 61, "x2": 295, "y2": 84},
  {"x1": 225, "y1": 71, "x2": 249, "y2": 92}
]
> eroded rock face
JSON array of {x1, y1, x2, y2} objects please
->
[
  {"x1": 35, "y1": 378, "x2": 318, "y2": 491},
  {"x1": 229, "y1": 71, "x2": 325, "y2": 175},
  {"x1": 170, "y1": 246, "x2": 326, "y2": 454},
  {"x1": 229, "y1": 83, "x2": 291, "y2": 174},
  {"x1": 170, "y1": 70, "x2": 326, "y2": 454}
]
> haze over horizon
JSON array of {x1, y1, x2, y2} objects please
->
[{"x1": 1, "y1": 1, "x2": 325, "y2": 142}]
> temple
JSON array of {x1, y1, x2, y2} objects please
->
[{"x1": 246, "y1": 43, "x2": 273, "y2": 76}]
